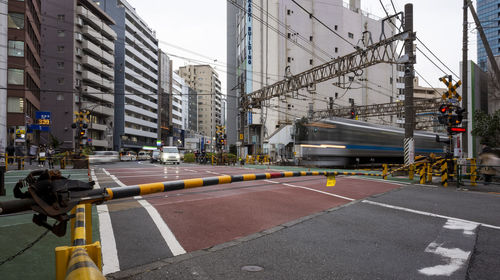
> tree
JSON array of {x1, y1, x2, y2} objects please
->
[{"x1": 471, "y1": 110, "x2": 500, "y2": 148}]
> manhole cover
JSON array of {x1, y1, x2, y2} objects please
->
[{"x1": 241, "y1": 265, "x2": 264, "y2": 272}]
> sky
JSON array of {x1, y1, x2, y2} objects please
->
[{"x1": 127, "y1": 0, "x2": 477, "y2": 92}]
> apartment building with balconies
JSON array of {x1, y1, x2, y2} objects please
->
[
  {"x1": 95, "y1": 0, "x2": 159, "y2": 151},
  {"x1": 178, "y1": 65, "x2": 222, "y2": 151},
  {"x1": 41, "y1": 0, "x2": 116, "y2": 150}
]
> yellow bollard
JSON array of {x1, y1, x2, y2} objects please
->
[
  {"x1": 409, "y1": 164, "x2": 414, "y2": 181},
  {"x1": 5, "y1": 155, "x2": 8, "y2": 171},
  {"x1": 419, "y1": 163, "x2": 426, "y2": 184},
  {"x1": 382, "y1": 164, "x2": 388, "y2": 180},
  {"x1": 441, "y1": 161, "x2": 448, "y2": 187},
  {"x1": 426, "y1": 161, "x2": 433, "y2": 183},
  {"x1": 470, "y1": 158, "x2": 477, "y2": 186}
]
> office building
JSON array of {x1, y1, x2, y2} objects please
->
[
  {"x1": 477, "y1": 0, "x2": 500, "y2": 71},
  {"x1": 41, "y1": 0, "x2": 115, "y2": 150},
  {"x1": 158, "y1": 50, "x2": 172, "y2": 147},
  {"x1": 227, "y1": 0, "x2": 397, "y2": 155}
]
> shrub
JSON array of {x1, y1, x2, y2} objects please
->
[{"x1": 183, "y1": 153, "x2": 195, "y2": 163}]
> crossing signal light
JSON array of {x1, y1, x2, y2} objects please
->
[
  {"x1": 350, "y1": 109, "x2": 355, "y2": 119},
  {"x1": 439, "y1": 104, "x2": 449, "y2": 114},
  {"x1": 79, "y1": 130, "x2": 86, "y2": 136},
  {"x1": 448, "y1": 127, "x2": 466, "y2": 134}
]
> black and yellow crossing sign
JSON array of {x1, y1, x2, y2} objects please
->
[{"x1": 439, "y1": 76, "x2": 462, "y2": 101}]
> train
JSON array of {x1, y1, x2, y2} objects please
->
[{"x1": 294, "y1": 118, "x2": 446, "y2": 167}]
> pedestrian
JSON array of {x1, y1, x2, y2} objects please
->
[
  {"x1": 29, "y1": 145, "x2": 37, "y2": 165},
  {"x1": 47, "y1": 146, "x2": 55, "y2": 169},
  {"x1": 6, "y1": 143, "x2": 14, "y2": 164},
  {"x1": 478, "y1": 144, "x2": 498, "y2": 185},
  {"x1": 38, "y1": 145, "x2": 46, "y2": 167}
]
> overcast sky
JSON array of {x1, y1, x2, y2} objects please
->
[{"x1": 127, "y1": 0, "x2": 477, "y2": 92}]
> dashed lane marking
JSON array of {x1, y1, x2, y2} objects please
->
[{"x1": 362, "y1": 200, "x2": 500, "y2": 230}]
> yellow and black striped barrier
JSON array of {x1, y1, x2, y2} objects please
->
[
  {"x1": 441, "y1": 161, "x2": 448, "y2": 187},
  {"x1": 103, "y1": 170, "x2": 388, "y2": 200},
  {"x1": 55, "y1": 203, "x2": 103, "y2": 280}
]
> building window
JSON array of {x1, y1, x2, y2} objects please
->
[
  {"x1": 8, "y1": 41, "x2": 24, "y2": 57},
  {"x1": 335, "y1": 47, "x2": 338, "y2": 53},
  {"x1": 287, "y1": 33, "x2": 291, "y2": 39},
  {"x1": 57, "y1": 62, "x2": 64, "y2": 69},
  {"x1": 8, "y1": 13, "x2": 24, "y2": 29},
  {"x1": 57, "y1": 78, "x2": 64, "y2": 85},
  {"x1": 57, "y1": 45, "x2": 64, "y2": 53},
  {"x1": 7, "y1": 97, "x2": 24, "y2": 113},
  {"x1": 309, "y1": 59, "x2": 313, "y2": 65},
  {"x1": 57, "y1": 14, "x2": 65, "y2": 23},
  {"x1": 75, "y1": 79, "x2": 81, "y2": 87},
  {"x1": 76, "y1": 47, "x2": 82, "y2": 56},
  {"x1": 335, "y1": 92, "x2": 338, "y2": 98},
  {"x1": 348, "y1": 32, "x2": 354, "y2": 39},
  {"x1": 288, "y1": 57, "x2": 292, "y2": 63},
  {"x1": 8, "y1": 69, "x2": 24, "y2": 85},
  {"x1": 57, "y1": 30, "x2": 65, "y2": 37},
  {"x1": 287, "y1": 9, "x2": 291, "y2": 15},
  {"x1": 334, "y1": 25, "x2": 338, "y2": 31},
  {"x1": 75, "y1": 33, "x2": 82, "y2": 41},
  {"x1": 76, "y1": 63, "x2": 82, "y2": 71},
  {"x1": 348, "y1": 76, "x2": 354, "y2": 81},
  {"x1": 309, "y1": 36, "x2": 313, "y2": 41}
]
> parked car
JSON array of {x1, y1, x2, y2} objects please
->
[
  {"x1": 137, "y1": 151, "x2": 151, "y2": 161},
  {"x1": 151, "y1": 150, "x2": 160, "y2": 163},
  {"x1": 89, "y1": 151, "x2": 120, "y2": 164},
  {"x1": 160, "y1": 146, "x2": 180, "y2": 164},
  {"x1": 121, "y1": 151, "x2": 137, "y2": 161}
]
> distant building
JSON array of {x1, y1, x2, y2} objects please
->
[
  {"x1": 477, "y1": 0, "x2": 500, "y2": 71},
  {"x1": 187, "y1": 87, "x2": 198, "y2": 132},
  {"x1": 178, "y1": 65, "x2": 222, "y2": 151},
  {"x1": 42, "y1": 0, "x2": 116, "y2": 150},
  {"x1": 96, "y1": 0, "x2": 159, "y2": 151},
  {"x1": 158, "y1": 50, "x2": 172, "y2": 147},
  {"x1": 171, "y1": 72, "x2": 183, "y2": 146}
]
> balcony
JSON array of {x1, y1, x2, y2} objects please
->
[
  {"x1": 82, "y1": 56, "x2": 114, "y2": 78},
  {"x1": 88, "y1": 123, "x2": 107, "y2": 131},
  {"x1": 82, "y1": 70, "x2": 114, "y2": 91},
  {"x1": 82, "y1": 101, "x2": 114, "y2": 117},
  {"x1": 125, "y1": 115, "x2": 157, "y2": 129},
  {"x1": 82, "y1": 40, "x2": 114, "y2": 65},
  {"x1": 124, "y1": 104, "x2": 157, "y2": 119},
  {"x1": 91, "y1": 139, "x2": 110, "y2": 148},
  {"x1": 82, "y1": 85, "x2": 114, "y2": 103},
  {"x1": 124, "y1": 67, "x2": 157, "y2": 90},
  {"x1": 125, "y1": 127, "x2": 157, "y2": 139},
  {"x1": 77, "y1": 6, "x2": 117, "y2": 40}
]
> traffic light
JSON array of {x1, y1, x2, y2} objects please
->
[
  {"x1": 79, "y1": 129, "x2": 86, "y2": 137},
  {"x1": 447, "y1": 127, "x2": 466, "y2": 135},
  {"x1": 439, "y1": 104, "x2": 450, "y2": 114},
  {"x1": 350, "y1": 109, "x2": 355, "y2": 119}
]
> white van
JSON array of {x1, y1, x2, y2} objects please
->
[{"x1": 160, "y1": 146, "x2": 180, "y2": 164}]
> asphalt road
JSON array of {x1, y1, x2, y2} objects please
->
[{"x1": 89, "y1": 161, "x2": 500, "y2": 279}]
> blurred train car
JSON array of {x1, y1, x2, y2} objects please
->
[{"x1": 295, "y1": 118, "x2": 446, "y2": 167}]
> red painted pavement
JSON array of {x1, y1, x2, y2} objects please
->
[{"x1": 107, "y1": 165, "x2": 401, "y2": 252}]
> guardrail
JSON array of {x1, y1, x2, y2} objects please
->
[{"x1": 0, "y1": 154, "x2": 88, "y2": 171}]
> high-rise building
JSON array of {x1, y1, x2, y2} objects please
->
[
  {"x1": 96, "y1": 0, "x2": 159, "y2": 151},
  {"x1": 4, "y1": 0, "x2": 41, "y2": 152},
  {"x1": 42, "y1": 0, "x2": 115, "y2": 150},
  {"x1": 227, "y1": 0, "x2": 397, "y2": 155},
  {"x1": 158, "y1": 50, "x2": 172, "y2": 147},
  {"x1": 187, "y1": 87, "x2": 198, "y2": 132},
  {"x1": 171, "y1": 72, "x2": 184, "y2": 146},
  {"x1": 477, "y1": 0, "x2": 500, "y2": 71},
  {"x1": 178, "y1": 65, "x2": 222, "y2": 151}
]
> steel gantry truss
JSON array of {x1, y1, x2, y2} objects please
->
[
  {"x1": 312, "y1": 98, "x2": 442, "y2": 119},
  {"x1": 243, "y1": 30, "x2": 409, "y2": 108}
]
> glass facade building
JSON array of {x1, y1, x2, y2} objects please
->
[{"x1": 477, "y1": 0, "x2": 500, "y2": 71}]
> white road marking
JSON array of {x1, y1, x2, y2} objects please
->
[
  {"x1": 103, "y1": 169, "x2": 110, "y2": 176},
  {"x1": 264, "y1": 180, "x2": 355, "y2": 201},
  {"x1": 106, "y1": 169, "x2": 186, "y2": 257},
  {"x1": 205, "y1": 171, "x2": 219, "y2": 175},
  {"x1": 362, "y1": 200, "x2": 500, "y2": 230},
  {"x1": 137, "y1": 199, "x2": 186, "y2": 256},
  {"x1": 91, "y1": 169, "x2": 120, "y2": 275},
  {"x1": 418, "y1": 219, "x2": 478, "y2": 276}
]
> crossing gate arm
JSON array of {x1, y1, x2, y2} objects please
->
[{"x1": 103, "y1": 170, "x2": 388, "y2": 201}]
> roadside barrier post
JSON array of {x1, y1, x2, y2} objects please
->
[
  {"x1": 5, "y1": 156, "x2": 8, "y2": 172},
  {"x1": 441, "y1": 161, "x2": 448, "y2": 187},
  {"x1": 409, "y1": 164, "x2": 414, "y2": 180},
  {"x1": 382, "y1": 164, "x2": 388, "y2": 180},
  {"x1": 17, "y1": 156, "x2": 21, "y2": 170},
  {"x1": 55, "y1": 203, "x2": 103, "y2": 280},
  {"x1": 0, "y1": 166, "x2": 5, "y2": 196},
  {"x1": 419, "y1": 163, "x2": 426, "y2": 184},
  {"x1": 426, "y1": 161, "x2": 432, "y2": 183},
  {"x1": 470, "y1": 159, "x2": 477, "y2": 186}
]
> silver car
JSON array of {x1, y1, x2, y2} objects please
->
[{"x1": 89, "y1": 151, "x2": 120, "y2": 164}]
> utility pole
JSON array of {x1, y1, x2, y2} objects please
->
[
  {"x1": 403, "y1": 4, "x2": 415, "y2": 165},
  {"x1": 462, "y1": 0, "x2": 468, "y2": 157}
]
